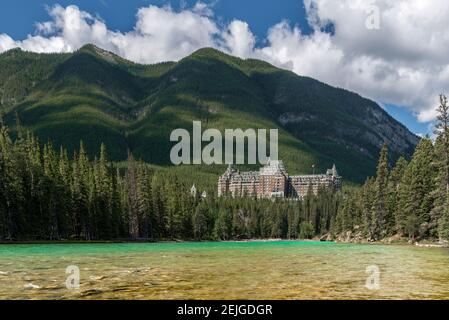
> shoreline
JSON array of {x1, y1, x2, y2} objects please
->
[
  {"x1": 0, "y1": 238, "x2": 447, "y2": 248},
  {"x1": 333, "y1": 239, "x2": 449, "y2": 248}
]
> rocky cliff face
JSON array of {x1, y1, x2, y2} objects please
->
[{"x1": 251, "y1": 68, "x2": 419, "y2": 166}]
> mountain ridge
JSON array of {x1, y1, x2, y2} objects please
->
[{"x1": 0, "y1": 44, "x2": 419, "y2": 184}]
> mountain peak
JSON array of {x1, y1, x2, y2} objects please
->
[
  {"x1": 78, "y1": 43, "x2": 101, "y2": 52},
  {"x1": 76, "y1": 43, "x2": 124, "y2": 65},
  {"x1": 0, "y1": 47, "x2": 23, "y2": 57},
  {"x1": 187, "y1": 47, "x2": 282, "y2": 75},
  {"x1": 190, "y1": 47, "x2": 229, "y2": 57},
  {"x1": 0, "y1": 46, "x2": 419, "y2": 183},
  {"x1": 187, "y1": 47, "x2": 243, "y2": 65}
]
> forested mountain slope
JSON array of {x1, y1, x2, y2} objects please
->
[{"x1": 0, "y1": 44, "x2": 419, "y2": 183}]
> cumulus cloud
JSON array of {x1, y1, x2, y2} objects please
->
[
  {"x1": 0, "y1": 3, "x2": 222, "y2": 63},
  {"x1": 221, "y1": 20, "x2": 256, "y2": 58},
  {"x1": 286, "y1": 0, "x2": 449, "y2": 122},
  {"x1": 0, "y1": 1, "x2": 448, "y2": 123}
]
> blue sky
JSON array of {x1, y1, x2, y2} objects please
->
[
  {"x1": 384, "y1": 105, "x2": 432, "y2": 138},
  {"x1": 0, "y1": 0, "x2": 438, "y2": 136},
  {"x1": 0, "y1": 0, "x2": 310, "y2": 41}
]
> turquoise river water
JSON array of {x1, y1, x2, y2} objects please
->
[{"x1": 0, "y1": 241, "x2": 448, "y2": 299}]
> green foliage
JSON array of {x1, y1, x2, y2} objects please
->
[
  {"x1": 370, "y1": 144, "x2": 389, "y2": 240},
  {"x1": 299, "y1": 221, "x2": 315, "y2": 239},
  {"x1": 1, "y1": 45, "x2": 419, "y2": 186},
  {"x1": 0, "y1": 123, "x2": 342, "y2": 241},
  {"x1": 3, "y1": 44, "x2": 438, "y2": 243},
  {"x1": 333, "y1": 95, "x2": 449, "y2": 242}
]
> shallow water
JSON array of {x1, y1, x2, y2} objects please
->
[{"x1": 0, "y1": 241, "x2": 448, "y2": 300}]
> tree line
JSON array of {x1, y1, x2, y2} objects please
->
[
  {"x1": 1, "y1": 94, "x2": 448, "y2": 243},
  {"x1": 332, "y1": 94, "x2": 449, "y2": 242},
  {"x1": 0, "y1": 117, "x2": 339, "y2": 241}
]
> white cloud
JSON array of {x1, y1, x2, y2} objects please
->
[
  {"x1": 192, "y1": 1, "x2": 214, "y2": 17},
  {"x1": 0, "y1": 34, "x2": 17, "y2": 52},
  {"x1": 221, "y1": 20, "x2": 256, "y2": 58},
  {"x1": 254, "y1": 21, "x2": 344, "y2": 80},
  {"x1": 117, "y1": 4, "x2": 219, "y2": 63},
  {"x1": 265, "y1": 0, "x2": 449, "y2": 123},
  {"x1": 0, "y1": 4, "x2": 221, "y2": 63},
  {"x1": 1, "y1": 1, "x2": 448, "y2": 123},
  {"x1": 239, "y1": 0, "x2": 449, "y2": 123}
]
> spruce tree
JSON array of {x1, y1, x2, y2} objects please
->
[
  {"x1": 136, "y1": 164, "x2": 152, "y2": 238},
  {"x1": 57, "y1": 146, "x2": 71, "y2": 238},
  {"x1": 361, "y1": 177, "x2": 375, "y2": 239},
  {"x1": 396, "y1": 162, "x2": 412, "y2": 236},
  {"x1": 408, "y1": 139, "x2": 435, "y2": 238},
  {"x1": 388, "y1": 157, "x2": 408, "y2": 234},
  {"x1": 371, "y1": 144, "x2": 389, "y2": 240},
  {"x1": 432, "y1": 94, "x2": 449, "y2": 240},
  {"x1": 0, "y1": 122, "x2": 14, "y2": 239},
  {"x1": 43, "y1": 141, "x2": 60, "y2": 239},
  {"x1": 193, "y1": 202, "x2": 209, "y2": 240},
  {"x1": 125, "y1": 153, "x2": 139, "y2": 239},
  {"x1": 151, "y1": 174, "x2": 166, "y2": 239},
  {"x1": 214, "y1": 208, "x2": 231, "y2": 240}
]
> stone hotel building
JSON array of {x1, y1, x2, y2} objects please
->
[{"x1": 218, "y1": 159, "x2": 341, "y2": 199}]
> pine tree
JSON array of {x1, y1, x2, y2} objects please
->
[
  {"x1": 57, "y1": 146, "x2": 71, "y2": 238},
  {"x1": 214, "y1": 208, "x2": 231, "y2": 240},
  {"x1": 286, "y1": 205, "x2": 299, "y2": 239},
  {"x1": 388, "y1": 157, "x2": 408, "y2": 234},
  {"x1": 299, "y1": 221, "x2": 314, "y2": 239},
  {"x1": 435, "y1": 94, "x2": 449, "y2": 191},
  {"x1": 0, "y1": 122, "x2": 14, "y2": 239},
  {"x1": 125, "y1": 153, "x2": 139, "y2": 239},
  {"x1": 432, "y1": 94, "x2": 449, "y2": 240},
  {"x1": 395, "y1": 162, "x2": 412, "y2": 236},
  {"x1": 43, "y1": 141, "x2": 60, "y2": 239},
  {"x1": 165, "y1": 174, "x2": 182, "y2": 239},
  {"x1": 136, "y1": 164, "x2": 152, "y2": 238},
  {"x1": 361, "y1": 177, "x2": 375, "y2": 239},
  {"x1": 71, "y1": 143, "x2": 90, "y2": 239},
  {"x1": 110, "y1": 165, "x2": 124, "y2": 238},
  {"x1": 151, "y1": 174, "x2": 166, "y2": 239},
  {"x1": 371, "y1": 144, "x2": 389, "y2": 240},
  {"x1": 193, "y1": 202, "x2": 209, "y2": 240},
  {"x1": 388, "y1": 158, "x2": 407, "y2": 216},
  {"x1": 93, "y1": 143, "x2": 113, "y2": 239},
  {"x1": 335, "y1": 192, "x2": 355, "y2": 234},
  {"x1": 409, "y1": 139, "x2": 435, "y2": 238}
]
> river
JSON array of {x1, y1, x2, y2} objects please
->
[{"x1": 0, "y1": 241, "x2": 448, "y2": 299}]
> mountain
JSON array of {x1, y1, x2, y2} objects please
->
[{"x1": 0, "y1": 44, "x2": 419, "y2": 184}]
